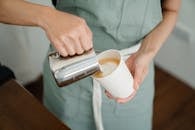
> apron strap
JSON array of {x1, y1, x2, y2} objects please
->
[
  {"x1": 92, "y1": 42, "x2": 141, "y2": 130},
  {"x1": 93, "y1": 79, "x2": 104, "y2": 130}
]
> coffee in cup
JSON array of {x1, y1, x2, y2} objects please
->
[{"x1": 94, "y1": 58, "x2": 120, "y2": 78}]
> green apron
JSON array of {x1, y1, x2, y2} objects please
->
[{"x1": 43, "y1": 0, "x2": 162, "y2": 129}]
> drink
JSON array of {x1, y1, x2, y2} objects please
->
[
  {"x1": 94, "y1": 58, "x2": 120, "y2": 78},
  {"x1": 93, "y1": 49, "x2": 134, "y2": 98}
]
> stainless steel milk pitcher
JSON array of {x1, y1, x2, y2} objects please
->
[{"x1": 48, "y1": 49, "x2": 100, "y2": 87}]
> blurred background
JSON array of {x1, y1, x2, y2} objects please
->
[
  {"x1": 0, "y1": 0, "x2": 194, "y2": 130},
  {"x1": 0, "y1": 0, "x2": 51, "y2": 85},
  {"x1": 155, "y1": 0, "x2": 195, "y2": 88}
]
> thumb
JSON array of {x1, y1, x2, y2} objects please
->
[{"x1": 133, "y1": 68, "x2": 142, "y2": 90}]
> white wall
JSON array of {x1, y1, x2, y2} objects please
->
[
  {"x1": 155, "y1": 0, "x2": 195, "y2": 88},
  {"x1": 0, "y1": 0, "x2": 52, "y2": 84}
]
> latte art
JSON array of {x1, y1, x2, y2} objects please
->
[{"x1": 94, "y1": 58, "x2": 120, "y2": 78}]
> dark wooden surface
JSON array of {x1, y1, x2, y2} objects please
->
[
  {"x1": 153, "y1": 67, "x2": 195, "y2": 130},
  {"x1": 25, "y1": 66, "x2": 195, "y2": 130},
  {"x1": 0, "y1": 80, "x2": 70, "y2": 130}
]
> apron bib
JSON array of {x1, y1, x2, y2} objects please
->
[{"x1": 44, "y1": 0, "x2": 162, "y2": 129}]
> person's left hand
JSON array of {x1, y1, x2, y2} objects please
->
[{"x1": 105, "y1": 49, "x2": 153, "y2": 103}]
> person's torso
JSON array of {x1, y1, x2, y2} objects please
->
[{"x1": 55, "y1": 0, "x2": 162, "y2": 50}]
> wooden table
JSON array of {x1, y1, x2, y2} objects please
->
[{"x1": 0, "y1": 80, "x2": 70, "y2": 130}]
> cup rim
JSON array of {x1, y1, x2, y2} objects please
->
[{"x1": 93, "y1": 49, "x2": 122, "y2": 79}]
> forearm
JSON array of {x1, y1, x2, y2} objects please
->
[
  {"x1": 139, "y1": 0, "x2": 181, "y2": 59},
  {"x1": 0, "y1": 0, "x2": 52, "y2": 27}
]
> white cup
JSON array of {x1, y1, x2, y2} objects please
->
[{"x1": 93, "y1": 49, "x2": 134, "y2": 98}]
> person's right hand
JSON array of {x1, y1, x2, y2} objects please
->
[{"x1": 40, "y1": 8, "x2": 93, "y2": 57}]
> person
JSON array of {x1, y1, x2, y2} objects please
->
[{"x1": 0, "y1": 0, "x2": 180, "y2": 129}]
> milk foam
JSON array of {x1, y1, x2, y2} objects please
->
[{"x1": 99, "y1": 62, "x2": 118, "y2": 76}]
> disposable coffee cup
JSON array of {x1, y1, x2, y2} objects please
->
[{"x1": 93, "y1": 49, "x2": 134, "y2": 98}]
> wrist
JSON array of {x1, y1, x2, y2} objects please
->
[
  {"x1": 138, "y1": 42, "x2": 157, "y2": 60},
  {"x1": 36, "y1": 6, "x2": 55, "y2": 30}
]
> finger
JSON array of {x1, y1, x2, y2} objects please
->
[
  {"x1": 53, "y1": 40, "x2": 68, "y2": 57},
  {"x1": 125, "y1": 57, "x2": 133, "y2": 68},
  {"x1": 71, "y1": 37, "x2": 84, "y2": 55},
  {"x1": 139, "y1": 68, "x2": 148, "y2": 86},
  {"x1": 68, "y1": 29, "x2": 85, "y2": 55},
  {"x1": 133, "y1": 67, "x2": 142, "y2": 90},
  {"x1": 105, "y1": 90, "x2": 115, "y2": 99},
  {"x1": 133, "y1": 80, "x2": 139, "y2": 91},
  {"x1": 80, "y1": 35, "x2": 93, "y2": 51},
  {"x1": 80, "y1": 26, "x2": 93, "y2": 51},
  {"x1": 58, "y1": 46, "x2": 68, "y2": 57},
  {"x1": 133, "y1": 66, "x2": 148, "y2": 90},
  {"x1": 116, "y1": 90, "x2": 137, "y2": 104},
  {"x1": 85, "y1": 25, "x2": 93, "y2": 42},
  {"x1": 63, "y1": 37, "x2": 76, "y2": 56},
  {"x1": 125, "y1": 57, "x2": 136, "y2": 75}
]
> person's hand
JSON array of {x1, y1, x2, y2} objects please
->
[
  {"x1": 41, "y1": 9, "x2": 93, "y2": 57},
  {"x1": 105, "y1": 49, "x2": 153, "y2": 103}
]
